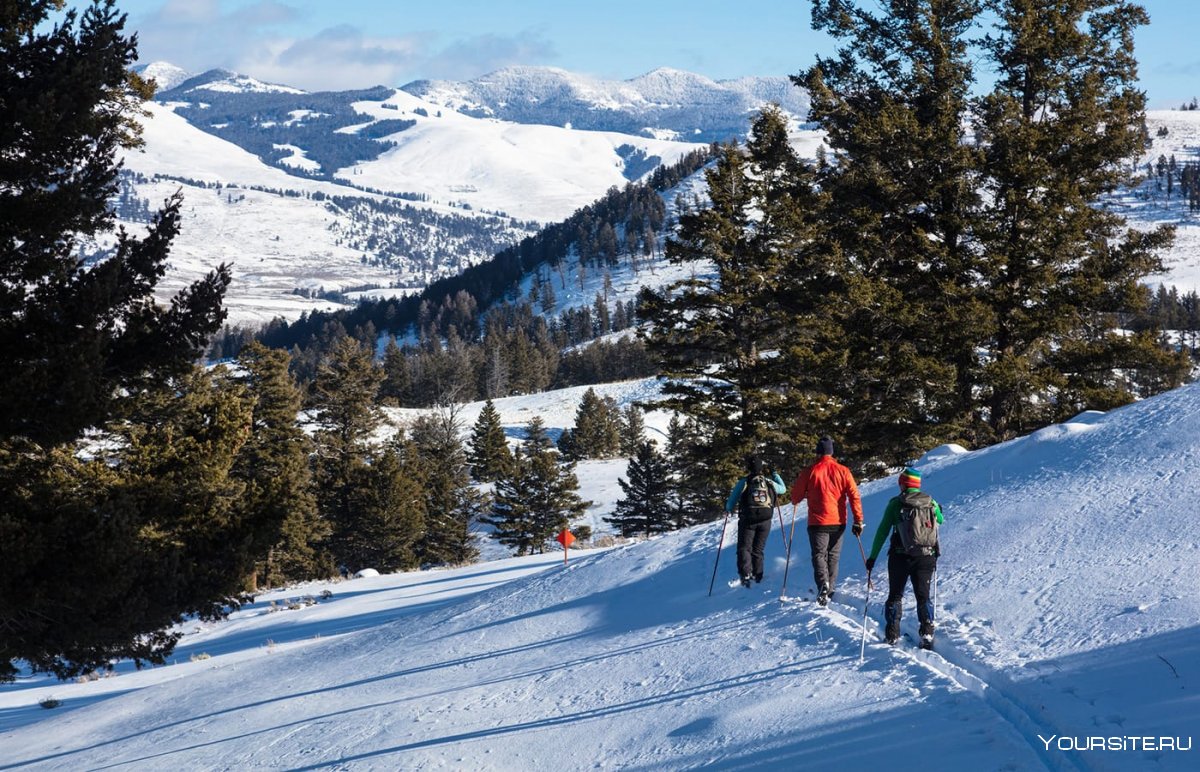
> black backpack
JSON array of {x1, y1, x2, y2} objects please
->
[
  {"x1": 895, "y1": 489, "x2": 939, "y2": 556},
  {"x1": 740, "y1": 474, "x2": 776, "y2": 522}
]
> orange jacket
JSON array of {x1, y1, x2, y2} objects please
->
[{"x1": 790, "y1": 456, "x2": 863, "y2": 526}]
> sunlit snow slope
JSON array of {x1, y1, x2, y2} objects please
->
[{"x1": 4, "y1": 379, "x2": 1199, "y2": 770}]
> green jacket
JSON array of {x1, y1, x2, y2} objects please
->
[{"x1": 867, "y1": 489, "x2": 944, "y2": 561}]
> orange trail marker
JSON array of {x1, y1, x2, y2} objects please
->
[{"x1": 555, "y1": 529, "x2": 576, "y2": 564}]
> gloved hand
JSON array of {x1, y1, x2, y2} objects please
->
[
  {"x1": 865, "y1": 557, "x2": 875, "y2": 572},
  {"x1": 852, "y1": 521, "x2": 864, "y2": 537}
]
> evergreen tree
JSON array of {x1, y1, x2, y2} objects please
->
[
  {"x1": 379, "y1": 337, "x2": 411, "y2": 406},
  {"x1": 593, "y1": 292, "x2": 612, "y2": 335},
  {"x1": 342, "y1": 443, "x2": 426, "y2": 572},
  {"x1": 618, "y1": 404, "x2": 646, "y2": 457},
  {"x1": 0, "y1": 1, "x2": 242, "y2": 681},
  {"x1": 540, "y1": 273, "x2": 557, "y2": 313},
  {"x1": 234, "y1": 342, "x2": 328, "y2": 588},
  {"x1": 975, "y1": 0, "x2": 1186, "y2": 436},
  {"x1": 310, "y1": 336, "x2": 384, "y2": 568},
  {"x1": 0, "y1": 366, "x2": 270, "y2": 681},
  {"x1": 800, "y1": 0, "x2": 985, "y2": 468},
  {"x1": 410, "y1": 409, "x2": 483, "y2": 566},
  {"x1": 642, "y1": 106, "x2": 819, "y2": 481},
  {"x1": 486, "y1": 418, "x2": 589, "y2": 555},
  {"x1": 663, "y1": 414, "x2": 718, "y2": 527},
  {"x1": 570, "y1": 387, "x2": 622, "y2": 458},
  {"x1": 607, "y1": 442, "x2": 673, "y2": 537},
  {"x1": 0, "y1": 1, "x2": 230, "y2": 448},
  {"x1": 467, "y1": 399, "x2": 513, "y2": 482}
]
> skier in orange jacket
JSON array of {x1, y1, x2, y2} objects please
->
[{"x1": 790, "y1": 437, "x2": 863, "y2": 605}]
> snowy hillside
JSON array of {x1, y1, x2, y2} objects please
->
[
  {"x1": 114, "y1": 102, "x2": 535, "y2": 326},
  {"x1": 341, "y1": 87, "x2": 701, "y2": 222},
  {"x1": 402, "y1": 66, "x2": 810, "y2": 143},
  {"x1": 1125, "y1": 109, "x2": 1200, "y2": 292},
  {"x1": 4, "y1": 377, "x2": 1199, "y2": 770},
  {"x1": 113, "y1": 64, "x2": 709, "y2": 325}
]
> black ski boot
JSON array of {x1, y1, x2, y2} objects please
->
[
  {"x1": 885, "y1": 626, "x2": 900, "y2": 646},
  {"x1": 817, "y1": 585, "x2": 831, "y2": 606},
  {"x1": 740, "y1": 576, "x2": 752, "y2": 589},
  {"x1": 919, "y1": 623, "x2": 935, "y2": 650}
]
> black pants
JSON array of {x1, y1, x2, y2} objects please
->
[
  {"x1": 737, "y1": 518, "x2": 772, "y2": 580},
  {"x1": 885, "y1": 551, "x2": 937, "y2": 636},
  {"x1": 808, "y1": 525, "x2": 845, "y2": 593}
]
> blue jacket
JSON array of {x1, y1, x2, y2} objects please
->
[{"x1": 725, "y1": 472, "x2": 786, "y2": 514}]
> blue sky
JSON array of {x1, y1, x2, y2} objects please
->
[{"x1": 75, "y1": 0, "x2": 1200, "y2": 106}]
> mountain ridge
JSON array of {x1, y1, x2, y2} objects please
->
[{"x1": 401, "y1": 64, "x2": 810, "y2": 141}]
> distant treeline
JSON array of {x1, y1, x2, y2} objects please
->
[
  {"x1": 226, "y1": 146, "x2": 714, "y2": 376},
  {"x1": 160, "y1": 85, "x2": 408, "y2": 179}
]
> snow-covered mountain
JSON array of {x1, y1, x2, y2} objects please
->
[
  {"x1": 112, "y1": 62, "x2": 1200, "y2": 330},
  {"x1": 159, "y1": 67, "x2": 305, "y2": 95},
  {"x1": 132, "y1": 61, "x2": 191, "y2": 92},
  {"x1": 114, "y1": 62, "x2": 726, "y2": 325},
  {"x1": 3, "y1": 376, "x2": 1198, "y2": 769},
  {"x1": 402, "y1": 65, "x2": 810, "y2": 142}
]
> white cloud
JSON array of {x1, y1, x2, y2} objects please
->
[{"x1": 129, "y1": 1, "x2": 558, "y2": 90}]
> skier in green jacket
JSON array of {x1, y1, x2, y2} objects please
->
[{"x1": 864, "y1": 467, "x2": 943, "y2": 649}]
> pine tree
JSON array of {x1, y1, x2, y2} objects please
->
[
  {"x1": 486, "y1": 418, "x2": 589, "y2": 555},
  {"x1": 800, "y1": 0, "x2": 984, "y2": 468},
  {"x1": 0, "y1": 366, "x2": 266, "y2": 681},
  {"x1": 593, "y1": 292, "x2": 611, "y2": 335},
  {"x1": 410, "y1": 409, "x2": 483, "y2": 566},
  {"x1": 0, "y1": 1, "x2": 242, "y2": 682},
  {"x1": 608, "y1": 442, "x2": 673, "y2": 537},
  {"x1": 0, "y1": 1, "x2": 231, "y2": 449},
  {"x1": 642, "y1": 106, "x2": 819, "y2": 480},
  {"x1": 540, "y1": 274, "x2": 557, "y2": 313},
  {"x1": 234, "y1": 342, "x2": 327, "y2": 588},
  {"x1": 310, "y1": 336, "x2": 384, "y2": 568},
  {"x1": 975, "y1": 0, "x2": 1186, "y2": 436},
  {"x1": 467, "y1": 399, "x2": 513, "y2": 482},
  {"x1": 570, "y1": 387, "x2": 622, "y2": 458},
  {"x1": 342, "y1": 444, "x2": 426, "y2": 573},
  {"x1": 618, "y1": 404, "x2": 646, "y2": 457},
  {"x1": 380, "y1": 337, "x2": 411, "y2": 406},
  {"x1": 663, "y1": 414, "x2": 719, "y2": 527}
]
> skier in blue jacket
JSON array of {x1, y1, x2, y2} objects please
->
[{"x1": 725, "y1": 457, "x2": 787, "y2": 587}]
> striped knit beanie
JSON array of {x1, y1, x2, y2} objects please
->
[{"x1": 899, "y1": 467, "x2": 922, "y2": 489}]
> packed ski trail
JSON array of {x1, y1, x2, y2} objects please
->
[
  {"x1": 3, "y1": 380, "x2": 1200, "y2": 769},
  {"x1": 0, "y1": 527, "x2": 1045, "y2": 771}
]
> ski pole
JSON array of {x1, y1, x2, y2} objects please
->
[
  {"x1": 707, "y1": 510, "x2": 731, "y2": 596},
  {"x1": 859, "y1": 569, "x2": 873, "y2": 663},
  {"x1": 775, "y1": 504, "x2": 789, "y2": 553},
  {"x1": 931, "y1": 567, "x2": 938, "y2": 626},
  {"x1": 780, "y1": 504, "x2": 799, "y2": 601},
  {"x1": 856, "y1": 532, "x2": 870, "y2": 570}
]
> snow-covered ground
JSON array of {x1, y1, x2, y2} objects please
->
[
  {"x1": 4, "y1": 375, "x2": 1199, "y2": 770},
  {"x1": 1124, "y1": 109, "x2": 1200, "y2": 293}
]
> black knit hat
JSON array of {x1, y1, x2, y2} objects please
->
[
  {"x1": 815, "y1": 437, "x2": 835, "y2": 456},
  {"x1": 745, "y1": 455, "x2": 764, "y2": 475}
]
